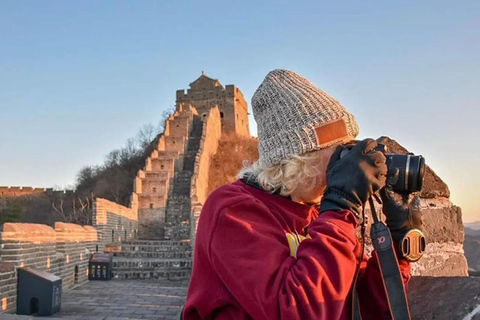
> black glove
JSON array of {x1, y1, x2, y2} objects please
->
[
  {"x1": 320, "y1": 138, "x2": 388, "y2": 220},
  {"x1": 380, "y1": 168, "x2": 423, "y2": 242}
]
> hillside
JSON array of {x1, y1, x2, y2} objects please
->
[
  {"x1": 465, "y1": 227, "x2": 480, "y2": 274},
  {"x1": 0, "y1": 191, "x2": 88, "y2": 226},
  {"x1": 466, "y1": 221, "x2": 480, "y2": 230}
]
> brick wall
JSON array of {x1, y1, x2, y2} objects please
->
[
  {"x1": 0, "y1": 222, "x2": 98, "y2": 314},
  {"x1": 0, "y1": 262, "x2": 16, "y2": 313},
  {"x1": 55, "y1": 222, "x2": 97, "y2": 289},
  {"x1": 92, "y1": 198, "x2": 138, "y2": 251},
  {"x1": 138, "y1": 208, "x2": 166, "y2": 239},
  {"x1": 190, "y1": 107, "x2": 222, "y2": 242}
]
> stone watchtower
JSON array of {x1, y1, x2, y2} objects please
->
[
  {"x1": 133, "y1": 73, "x2": 251, "y2": 241},
  {"x1": 176, "y1": 72, "x2": 250, "y2": 136}
]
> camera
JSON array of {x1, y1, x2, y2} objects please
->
[
  {"x1": 341, "y1": 143, "x2": 426, "y2": 194},
  {"x1": 375, "y1": 144, "x2": 425, "y2": 193}
]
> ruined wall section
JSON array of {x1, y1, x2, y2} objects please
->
[
  {"x1": 0, "y1": 222, "x2": 97, "y2": 313},
  {"x1": 133, "y1": 105, "x2": 197, "y2": 240},
  {"x1": 363, "y1": 137, "x2": 469, "y2": 277},
  {"x1": 93, "y1": 198, "x2": 138, "y2": 251},
  {"x1": 176, "y1": 74, "x2": 250, "y2": 137},
  {"x1": 190, "y1": 107, "x2": 222, "y2": 243}
]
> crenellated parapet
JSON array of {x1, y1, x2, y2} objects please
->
[
  {"x1": 0, "y1": 222, "x2": 99, "y2": 313},
  {"x1": 0, "y1": 187, "x2": 74, "y2": 197}
]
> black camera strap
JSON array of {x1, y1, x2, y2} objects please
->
[{"x1": 367, "y1": 197, "x2": 411, "y2": 320}]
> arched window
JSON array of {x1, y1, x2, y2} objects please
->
[{"x1": 220, "y1": 112, "x2": 224, "y2": 118}]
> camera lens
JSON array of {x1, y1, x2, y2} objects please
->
[
  {"x1": 410, "y1": 155, "x2": 425, "y2": 192},
  {"x1": 386, "y1": 154, "x2": 425, "y2": 193}
]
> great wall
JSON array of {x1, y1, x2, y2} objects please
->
[{"x1": 0, "y1": 73, "x2": 476, "y2": 318}]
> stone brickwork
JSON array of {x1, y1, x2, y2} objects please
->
[
  {"x1": 133, "y1": 73, "x2": 251, "y2": 241},
  {"x1": 176, "y1": 72, "x2": 250, "y2": 137},
  {"x1": 163, "y1": 110, "x2": 203, "y2": 240},
  {"x1": 54, "y1": 222, "x2": 97, "y2": 289},
  {"x1": 133, "y1": 105, "x2": 197, "y2": 240},
  {"x1": 0, "y1": 222, "x2": 98, "y2": 314},
  {"x1": 110, "y1": 240, "x2": 193, "y2": 280},
  {"x1": 190, "y1": 107, "x2": 222, "y2": 243},
  {"x1": 92, "y1": 198, "x2": 138, "y2": 252},
  {"x1": 0, "y1": 262, "x2": 15, "y2": 313}
]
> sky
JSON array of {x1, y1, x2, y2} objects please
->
[{"x1": 0, "y1": 1, "x2": 479, "y2": 222}]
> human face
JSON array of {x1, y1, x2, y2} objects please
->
[{"x1": 290, "y1": 146, "x2": 336, "y2": 205}]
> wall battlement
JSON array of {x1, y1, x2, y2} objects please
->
[
  {"x1": 0, "y1": 196, "x2": 138, "y2": 314},
  {"x1": 0, "y1": 222, "x2": 98, "y2": 313},
  {"x1": 0, "y1": 186, "x2": 74, "y2": 197}
]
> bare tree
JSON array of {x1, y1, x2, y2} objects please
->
[{"x1": 49, "y1": 191, "x2": 94, "y2": 225}]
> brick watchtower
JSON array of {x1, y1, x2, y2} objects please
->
[{"x1": 175, "y1": 72, "x2": 250, "y2": 136}]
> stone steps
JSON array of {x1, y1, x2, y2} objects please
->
[
  {"x1": 113, "y1": 268, "x2": 191, "y2": 280},
  {"x1": 113, "y1": 250, "x2": 192, "y2": 259},
  {"x1": 115, "y1": 244, "x2": 191, "y2": 252},
  {"x1": 113, "y1": 257, "x2": 192, "y2": 269},
  {"x1": 110, "y1": 240, "x2": 193, "y2": 280},
  {"x1": 121, "y1": 240, "x2": 191, "y2": 246}
]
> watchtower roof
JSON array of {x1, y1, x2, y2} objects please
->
[{"x1": 189, "y1": 72, "x2": 222, "y2": 89}]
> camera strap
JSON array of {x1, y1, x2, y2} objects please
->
[{"x1": 368, "y1": 197, "x2": 411, "y2": 320}]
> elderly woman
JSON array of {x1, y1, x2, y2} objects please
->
[{"x1": 183, "y1": 69, "x2": 417, "y2": 320}]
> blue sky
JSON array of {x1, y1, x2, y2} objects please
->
[{"x1": 0, "y1": 1, "x2": 479, "y2": 222}]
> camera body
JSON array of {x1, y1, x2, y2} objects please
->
[
  {"x1": 341, "y1": 143, "x2": 426, "y2": 194},
  {"x1": 341, "y1": 142, "x2": 427, "y2": 262}
]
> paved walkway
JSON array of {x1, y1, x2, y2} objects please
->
[{"x1": 1, "y1": 279, "x2": 188, "y2": 320}]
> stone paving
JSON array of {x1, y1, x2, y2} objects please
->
[{"x1": 0, "y1": 279, "x2": 188, "y2": 320}]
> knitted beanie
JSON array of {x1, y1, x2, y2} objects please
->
[{"x1": 252, "y1": 69, "x2": 359, "y2": 166}]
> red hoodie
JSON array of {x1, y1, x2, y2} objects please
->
[{"x1": 184, "y1": 180, "x2": 411, "y2": 320}]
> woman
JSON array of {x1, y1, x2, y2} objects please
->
[{"x1": 183, "y1": 69, "x2": 415, "y2": 320}]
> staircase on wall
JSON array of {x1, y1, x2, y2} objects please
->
[
  {"x1": 164, "y1": 117, "x2": 203, "y2": 240},
  {"x1": 109, "y1": 240, "x2": 192, "y2": 280},
  {"x1": 109, "y1": 109, "x2": 204, "y2": 281}
]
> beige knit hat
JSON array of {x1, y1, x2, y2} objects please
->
[{"x1": 252, "y1": 69, "x2": 359, "y2": 166}]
